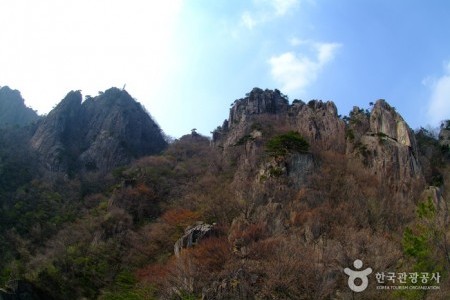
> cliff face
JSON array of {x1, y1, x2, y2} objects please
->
[
  {"x1": 0, "y1": 86, "x2": 39, "y2": 127},
  {"x1": 347, "y1": 100, "x2": 423, "y2": 196},
  {"x1": 30, "y1": 88, "x2": 167, "y2": 173},
  {"x1": 214, "y1": 88, "x2": 346, "y2": 153},
  {"x1": 440, "y1": 121, "x2": 450, "y2": 148},
  {"x1": 214, "y1": 89, "x2": 423, "y2": 200}
]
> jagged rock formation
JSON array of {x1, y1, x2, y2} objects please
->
[
  {"x1": 347, "y1": 99, "x2": 423, "y2": 195},
  {"x1": 0, "y1": 86, "x2": 39, "y2": 127},
  {"x1": 213, "y1": 90, "x2": 424, "y2": 226},
  {"x1": 30, "y1": 88, "x2": 167, "y2": 173},
  {"x1": 213, "y1": 87, "x2": 346, "y2": 152},
  {"x1": 229, "y1": 88, "x2": 289, "y2": 124},
  {"x1": 212, "y1": 88, "x2": 426, "y2": 201},
  {"x1": 174, "y1": 223, "x2": 216, "y2": 257},
  {"x1": 290, "y1": 99, "x2": 346, "y2": 152},
  {"x1": 440, "y1": 120, "x2": 450, "y2": 148}
]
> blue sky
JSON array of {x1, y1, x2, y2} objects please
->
[{"x1": 0, "y1": 0, "x2": 449, "y2": 137}]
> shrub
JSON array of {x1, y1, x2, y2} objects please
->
[{"x1": 265, "y1": 131, "x2": 309, "y2": 157}]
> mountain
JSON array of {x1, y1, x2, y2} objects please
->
[
  {"x1": 0, "y1": 87, "x2": 448, "y2": 299},
  {"x1": 30, "y1": 87, "x2": 167, "y2": 173},
  {"x1": 0, "y1": 86, "x2": 39, "y2": 127}
]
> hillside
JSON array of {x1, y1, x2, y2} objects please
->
[{"x1": 0, "y1": 87, "x2": 449, "y2": 299}]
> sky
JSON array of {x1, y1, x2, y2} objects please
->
[{"x1": 0, "y1": 0, "x2": 449, "y2": 137}]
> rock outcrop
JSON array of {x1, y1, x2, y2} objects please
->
[
  {"x1": 31, "y1": 88, "x2": 167, "y2": 173},
  {"x1": 289, "y1": 99, "x2": 346, "y2": 152},
  {"x1": 347, "y1": 99, "x2": 423, "y2": 196},
  {"x1": 229, "y1": 88, "x2": 289, "y2": 125},
  {"x1": 0, "y1": 86, "x2": 39, "y2": 127},
  {"x1": 174, "y1": 223, "x2": 216, "y2": 257},
  {"x1": 213, "y1": 88, "x2": 346, "y2": 153},
  {"x1": 439, "y1": 120, "x2": 450, "y2": 148}
]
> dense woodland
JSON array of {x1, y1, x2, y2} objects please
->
[{"x1": 0, "y1": 88, "x2": 450, "y2": 299}]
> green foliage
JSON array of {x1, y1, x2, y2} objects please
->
[
  {"x1": 250, "y1": 122, "x2": 264, "y2": 131},
  {"x1": 399, "y1": 197, "x2": 447, "y2": 299},
  {"x1": 403, "y1": 199, "x2": 439, "y2": 271},
  {"x1": 268, "y1": 166, "x2": 284, "y2": 177},
  {"x1": 265, "y1": 131, "x2": 309, "y2": 157},
  {"x1": 179, "y1": 291, "x2": 199, "y2": 300},
  {"x1": 99, "y1": 271, "x2": 157, "y2": 300},
  {"x1": 417, "y1": 197, "x2": 436, "y2": 219},
  {"x1": 403, "y1": 228, "x2": 429, "y2": 264},
  {"x1": 345, "y1": 129, "x2": 355, "y2": 141}
]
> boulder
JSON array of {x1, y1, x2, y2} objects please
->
[{"x1": 174, "y1": 223, "x2": 216, "y2": 257}]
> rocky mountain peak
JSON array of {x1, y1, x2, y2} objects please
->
[
  {"x1": 213, "y1": 89, "x2": 346, "y2": 153},
  {"x1": 0, "y1": 86, "x2": 39, "y2": 127},
  {"x1": 347, "y1": 99, "x2": 423, "y2": 197},
  {"x1": 30, "y1": 88, "x2": 167, "y2": 174},
  {"x1": 229, "y1": 88, "x2": 289, "y2": 126},
  {"x1": 370, "y1": 99, "x2": 415, "y2": 148},
  {"x1": 54, "y1": 90, "x2": 83, "y2": 112}
]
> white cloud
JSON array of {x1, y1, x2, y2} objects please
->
[
  {"x1": 426, "y1": 62, "x2": 450, "y2": 124},
  {"x1": 272, "y1": 0, "x2": 300, "y2": 16},
  {"x1": 289, "y1": 37, "x2": 308, "y2": 46},
  {"x1": 241, "y1": 11, "x2": 257, "y2": 30},
  {"x1": 240, "y1": 0, "x2": 300, "y2": 29},
  {"x1": 268, "y1": 42, "x2": 341, "y2": 93}
]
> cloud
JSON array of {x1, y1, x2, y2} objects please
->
[
  {"x1": 241, "y1": 11, "x2": 258, "y2": 30},
  {"x1": 272, "y1": 0, "x2": 300, "y2": 15},
  {"x1": 240, "y1": 0, "x2": 300, "y2": 29},
  {"x1": 426, "y1": 61, "x2": 450, "y2": 124},
  {"x1": 289, "y1": 37, "x2": 307, "y2": 46},
  {"x1": 268, "y1": 42, "x2": 341, "y2": 93}
]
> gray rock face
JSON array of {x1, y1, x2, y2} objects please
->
[
  {"x1": 30, "y1": 88, "x2": 167, "y2": 173},
  {"x1": 214, "y1": 88, "x2": 346, "y2": 153},
  {"x1": 286, "y1": 153, "x2": 315, "y2": 187},
  {"x1": 174, "y1": 223, "x2": 215, "y2": 257},
  {"x1": 370, "y1": 99, "x2": 417, "y2": 149},
  {"x1": 0, "y1": 86, "x2": 39, "y2": 127},
  {"x1": 289, "y1": 100, "x2": 346, "y2": 152},
  {"x1": 229, "y1": 88, "x2": 289, "y2": 126},
  {"x1": 217, "y1": 89, "x2": 424, "y2": 199},
  {"x1": 348, "y1": 99, "x2": 423, "y2": 196},
  {"x1": 439, "y1": 121, "x2": 450, "y2": 148}
]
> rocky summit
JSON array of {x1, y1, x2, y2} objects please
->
[
  {"x1": 214, "y1": 88, "x2": 421, "y2": 199},
  {"x1": 30, "y1": 87, "x2": 167, "y2": 173},
  {"x1": 0, "y1": 86, "x2": 39, "y2": 127}
]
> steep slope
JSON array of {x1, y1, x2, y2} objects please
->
[
  {"x1": 0, "y1": 86, "x2": 39, "y2": 127},
  {"x1": 215, "y1": 90, "x2": 423, "y2": 199},
  {"x1": 214, "y1": 87, "x2": 345, "y2": 152},
  {"x1": 30, "y1": 87, "x2": 167, "y2": 173},
  {"x1": 346, "y1": 100, "x2": 423, "y2": 197}
]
